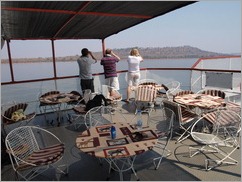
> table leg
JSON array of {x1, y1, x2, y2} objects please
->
[
  {"x1": 53, "y1": 103, "x2": 62, "y2": 127},
  {"x1": 104, "y1": 155, "x2": 139, "y2": 181}
]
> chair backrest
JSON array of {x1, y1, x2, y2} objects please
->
[
  {"x1": 163, "y1": 100, "x2": 196, "y2": 127},
  {"x1": 175, "y1": 90, "x2": 194, "y2": 97},
  {"x1": 2, "y1": 103, "x2": 28, "y2": 124},
  {"x1": 84, "y1": 105, "x2": 113, "y2": 128},
  {"x1": 135, "y1": 85, "x2": 157, "y2": 102},
  {"x1": 83, "y1": 89, "x2": 92, "y2": 104},
  {"x1": 226, "y1": 101, "x2": 241, "y2": 114},
  {"x1": 163, "y1": 100, "x2": 182, "y2": 127},
  {"x1": 156, "y1": 107, "x2": 175, "y2": 137},
  {"x1": 164, "y1": 81, "x2": 180, "y2": 90},
  {"x1": 197, "y1": 89, "x2": 226, "y2": 99},
  {"x1": 70, "y1": 90, "x2": 82, "y2": 98},
  {"x1": 164, "y1": 81, "x2": 181, "y2": 100},
  {"x1": 204, "y1": 108, "x2": 241, "y2": 127},
  {"x1": 138, "y1": 79, "x2": 159, "y2": 87},
  {"x1": 39, "y1": 90, "x2": 60, "y2": 98},
  {"x1": 191, "y1": 109, "x2": 241, "y2": 147}
]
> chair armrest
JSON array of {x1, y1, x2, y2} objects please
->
[{"x1": 74, "y1": 98, "x2": 86, "y2": 106}]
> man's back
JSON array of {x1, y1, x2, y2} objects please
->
[
  {"x1": 101, "y1": 56, "x2": 119, "y2": 78},
  {"x1": 77, "y1": 56, "x2": 95, "y2": 79}
]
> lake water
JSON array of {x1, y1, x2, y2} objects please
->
[{"x1": 1, "y1": 58, "x2": 197, "y2": 82}]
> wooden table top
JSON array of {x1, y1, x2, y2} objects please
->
[
  {"x1": 174, "y1": 94, "x2": 225, "y2": 109},
  {"x1": 76, "y1": 122, "x2": 158, "y2": 159}
]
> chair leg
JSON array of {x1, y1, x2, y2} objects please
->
[
  {"x1": 153, "y1": 156, "x2": 163, "y2": 170},
  {"x1": 189, "y1": 145, "x2": 239, "y2": 171},
  {"x1": 56, "y1": 164, "x2": 69, "y2": 175}
]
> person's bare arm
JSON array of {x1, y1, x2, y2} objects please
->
[
  {"x1": 89, "y1": 51, "x2": 97, "y2": 63},
  {"x1": 111, "y1": 51, "x2": 120, "y2": 61}
]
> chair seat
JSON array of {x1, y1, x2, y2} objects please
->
[
  {"x1": 180, "y1": 107, "x2": 197, "y2": 123},
  {"x1": 226, "y1": 101, "x2": 241, "y2": 113},
  {"x1": 73, "y1": 105, "x2": 87, "y2": 114},
  {"x1": 204, "y1": 108, "x2": 240, "y2": 125},
  {"x1": 16, "y1": 143, "x2": 65, "y2": 171},
  {"x1": 192, "y1": 132, "x2": 226, "y2": 146},
  {"x1": 3, "y1": 112, "x2": 36, "y2": 125}
]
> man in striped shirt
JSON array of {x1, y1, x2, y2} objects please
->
[{"x1": 101, "y1": 49, "x2": 121, "y2": 98}]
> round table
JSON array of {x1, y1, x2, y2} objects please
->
[
  {"x1": 39, "y1": 93, "x2": 80, "y2": 126},
  {"x1": 174, "y1": 93, "x2": 225, "y2": 115},
  {"x1": 76, "y1": 122, "x2": 158, "y2": 180}
]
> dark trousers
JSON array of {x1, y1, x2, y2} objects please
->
[{"x1": 81, "y1": 79, "x2": 95, "y2": 93}]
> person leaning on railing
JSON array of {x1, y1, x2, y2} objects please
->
[
  {"x1": 126, "y1": 48, "x2": 143, "y2": 103},
  {"x1": 77, "y1": 48, "x2": 98, "y2": 94},
  {"x1": 100, "y1": 49, "x2": 121, "y2": 98}
]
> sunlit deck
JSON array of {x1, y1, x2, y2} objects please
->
[{"x1": 1, "y1": 101, "x2": 240, "y2": 181}]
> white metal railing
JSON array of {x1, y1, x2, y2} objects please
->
[
  {"x1": 191, "y1": 56, "x2": 241, "y2": 103},
  {"x1": 2, "y1": 56, "x2": 241, "y2": 114},
  {"x1": 1, "y1": 69, "x2": 191, "y2": 114}
]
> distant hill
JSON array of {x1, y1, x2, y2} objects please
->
[
  {"x1": 111, "y1": 46, "x2": 232, "y2": 59},
  {"x1": 1, "y1": 45, "x2": 234, "y2": 63}
]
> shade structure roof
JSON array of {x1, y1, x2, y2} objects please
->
[{"x1": 1, "y1": 1, "x2": 195, "y2": 41}]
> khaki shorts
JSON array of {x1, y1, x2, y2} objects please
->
[
  {"x1": 105, "y1": 77, "x2": 120, "y2": 90},
  {"x1": 128, "y1": 72, "x2": 140, "y2": 86}
]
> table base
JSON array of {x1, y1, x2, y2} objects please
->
[{"x1": 104, "y1": 155, "x2": 139, "y2": 181}]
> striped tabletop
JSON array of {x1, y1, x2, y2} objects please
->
[{"x1": 174, "y1": 94, "x2": 225, "y2": 109}]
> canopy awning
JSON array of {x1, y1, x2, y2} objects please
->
[{"x1": 1, "y1": 1, "x2": 195, "y2": 41}]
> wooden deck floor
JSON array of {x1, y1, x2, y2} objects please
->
[{"x1": 1, "y1": 101, "x2": 241, "y2": 181}]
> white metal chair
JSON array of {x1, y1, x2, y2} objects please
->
[
  {"x1": 68, "y1": 89, "x2": 92, "y2": 129},
  {"x1": 156, "y1": 81, "x2": 181, "y2": 104},
  {"x1": 1, "y1": 103, "x2": 36, "y2": 135},
  {"x1": 5, "y1": 126, "x2": 67, "y2": 180},
  {"x1": 152, "y1": 107, "x2": 175, "y2": 169},
  {"x1": 163, "y1": 100, "x2": 197, "y2": 143},
  {"x1": 165, "y1": 81, "x2": 181, "y2": 100},
  {"x1": 189, "y1": 109, "x2": 241, "y2": 171},
  {"x1": 84, "y1": 105, "x2": 114, "y2": 128},
  {"x1": 65, "y1": 90, "x2": 83, "y2": 109}
]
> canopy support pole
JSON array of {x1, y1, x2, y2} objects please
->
[
  {"x1": 6, "y1": 40, "x2": 15, "y2": 82},
  {"x1": 102, "y1": 39, "x2": 105, "y2": 56},
  {"x1": 51, "y1": 39, "x2": 57, "y2": 78},
  {"x1": 51, "y1": 39, "x2": 58, "y2": 90}
]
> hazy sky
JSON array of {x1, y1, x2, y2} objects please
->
[{"x1": 1, "y1": 0, "x2": 241, "y2": 59}]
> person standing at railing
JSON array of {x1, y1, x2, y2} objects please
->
[
  {"x1": 77, "y1": 48, "x2": 98, "y2": 93},
  {"x1": 100, "y1": 48, "x2": 121, "y2": 98},
  {"x1": 126, "y1": 48, "x2": 143, "y2": 102}
]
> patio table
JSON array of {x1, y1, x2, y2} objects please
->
[
  {"x1": 174, "y1": 93, "x2": 225, "y2": 115},
  {"x1": 39, "y1": 93, "x2": 80, "y2": 126},
  {"x1": 76, "y1": 122, "x2": 158, "y2": 180}
]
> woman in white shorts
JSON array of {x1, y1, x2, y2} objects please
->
[{"x1": 126, "y1": 48, "x2": 143, "y2": 102}]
